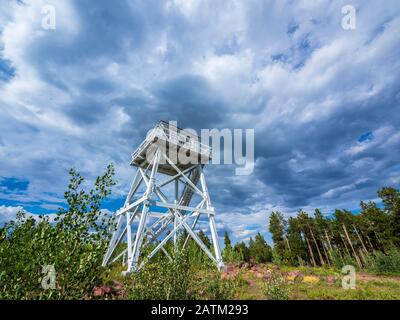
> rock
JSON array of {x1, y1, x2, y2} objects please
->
[
  {"x1": 285, "y1": 270, "x2": 302, "y2": 283},
  {"x1": 226, "y1": 265, "x2": 235, "y2": 273},
  {"x1": 93, "y1": 285, "x2": 112, "y2": 297},
  {"x1": 263, "y1": 270, "x2": 273, "y2": 281},
  {"x1": 288, "y1": 270, "x2": 301, "y2": 277},
  {"x1": 221, "y1": 265, "x2": 238, "y2": 280},
  {"x1": 325, "y1": 275, "x2": 338, "y2": 284}
]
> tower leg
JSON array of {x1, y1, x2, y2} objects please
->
[
  {"x1": 126, "y1": 150, "x2": 160, "y2": 274},
  {"x1": 126, "y1": 211, "x2": 133, "y2": 266},
  {"x1": 102, "y1": 214, "x2": 124, "y2": 266},
  {"x1": 209, "y1": 214, "x2": 224, "y2": 270},
  {"x1": 199, "y1": 165, "x2": 224, "y2": 270},
  {"x1": 126, "y1": 203, "x2": 150, "y2": 273},
  {"x1": 174, "y1": 178, "x2": 179, "y2": 251}
]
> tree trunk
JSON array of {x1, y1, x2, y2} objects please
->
[
  {"x1": 353, "y1": 225, "x2": 368, "y2": 254},
  {"x1": 305, "y1": 234, "x2": 316, "y2": 267},
  {"x1": 342, "y1": 224, "x2": 362, "y2": 268},
  {"x1": 310, "y1": 228, "x2": 325, "y2": 266}
]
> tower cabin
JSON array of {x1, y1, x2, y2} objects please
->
[{"x1": 130, "y1": 120, "x2": 211, "y2": 175}]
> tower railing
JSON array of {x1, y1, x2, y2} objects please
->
[{"x1": 131, "y1": 122, "x2": 212, "y2": 163}]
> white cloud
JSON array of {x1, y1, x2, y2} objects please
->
[{"x1": 0, "y1": 205, "x2": 24, "y2": 224}]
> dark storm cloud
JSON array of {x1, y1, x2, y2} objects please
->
[
  {"x1": 153, "y1": 75, "x2": 226, "y2": 130},
  {"x1": 63, "y1": 96, "x2": 110, "y2": 125},
  {"x1": 252, "y1": 108, "x2": 400, "y2": 207}
]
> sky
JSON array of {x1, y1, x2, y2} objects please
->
[{"x1": 0, "y1": 0, "x2": 400, "y2": 245}]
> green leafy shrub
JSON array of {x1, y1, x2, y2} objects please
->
[
  {"x1": 190, "y1": 272, "x2": 236, "y2": 300},
  {"x1": 127, "y1": 253, "x2": 191, "y2": 300},
  {"x1": 366, "y1": 247, "x2": 400, "y2": 274},
  {"x1": 0, "y1": 165, "x2": 116, "y2": 299},
  {"x1": 127, "y1": 250, "x2": 236, "y2": 300},
  {"x1": 329, "y1": 249, "x2": 359, "y2": 271},
  {"x1": 261, "y1": 271, "x2": 290, "y2": 300}
]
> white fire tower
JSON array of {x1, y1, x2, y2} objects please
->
[{"x1": 102, "y1": 121, "x2": 224, "y2": 274}]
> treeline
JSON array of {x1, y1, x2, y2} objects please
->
[
  {"x1": 268, "y1": 187, "x2": 400, "y2": 269},
  {"x1": 220, "y1": 187, "x2": 400, "y2": 271},
  {"x1": 222, "y1": 232, "x2": 273, "y2": 264}
]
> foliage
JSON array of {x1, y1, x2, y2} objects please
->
[
  {"x1": 366, "y1": 247, "x2": 400, "y2": 275},
  {"x1": 127, "y1": 250, "x2": 236, "y2": 300},
  {"x1": 268, "y1": 211, "x2": 287, "y2": 261},
  {"x1": 222, "y1": 232, "x2": 244, "y2": 263},
  {"x1": 127, "y1": 252, "x2": 191, "y2": 300},
  {"x1": 271, "y1": 247, "x2": 283, "y2": 266},
  {"x1": 267, "y1": 187, "x2": 400, "y2": 269},
  {"x1": 190, "y1": 271, "x2": 236, "y2": 300},
  {"x1": 378, "y1": 187, "x2": 400, "y2": 245},
  {"x1": 290, "y1": 275, "x2": 400, "y2": 300},
  {"x1": 222, "y1": 232, "x2": 272, "y2": 263},
  {"x1": 329, "y1": 249, "x2": 358, "y2": 270},
  {"x1": 232, "y1": 241, "x2": 250, "y2": 262},
  {"x1": 248, "y1": 233, "x2": 273, "y2": 263},
  {"x1": 261, "y1": 271, "x2": 290, "y2": 300},
  {"x1": 182, "y1": 231, "x2": 215, "y2": 269},
  {"x1": 0, "y1": 164, "x2": 116, "y2": 299}
]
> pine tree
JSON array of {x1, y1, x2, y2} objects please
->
[
  {"x1": 233, "y1": 242, "x2": 250, "y2": 262},
  {"x1": 268, "y1": 211, "x2": 286, "y2": 262},
  {"x1": 286, "y1": 217, "x2": 307, "y2": 265},
  {"x1": 248, "y1": 233, "x2": 272, "y2": 263},
  {"x1": 378, "y1": 187, "x2": 400, "y2": 245},
  {"x1": 222, "y1": 231, "x2": 236, "y2": 262},
  {"x1": 224, "y1": 231, "x2": 232, "y2": 251}
]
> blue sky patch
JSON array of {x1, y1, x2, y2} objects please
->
[
  {"x1": 358, "y1": 131, "x2": 374, "y2": 143},
  {"x1": 0, "y1": 59, "x2": 16, "y2": 81},
  {"x1": 0, "y1": 177, "x2": 29, "y2": 193}
]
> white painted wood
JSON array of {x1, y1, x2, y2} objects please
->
[{"x1": 103, "y1": 123, "x2": 224, "y2": 274}]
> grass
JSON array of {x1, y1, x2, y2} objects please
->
[
  {"x1": 101, "y1": 262, "x2": 400, "y2": 300},
  {"x1": 233, "y1": 265, "x2": 400, "y2": 300},
  {"x1": 292, "y1": 280, "x2": 400, "y2": 300}
]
